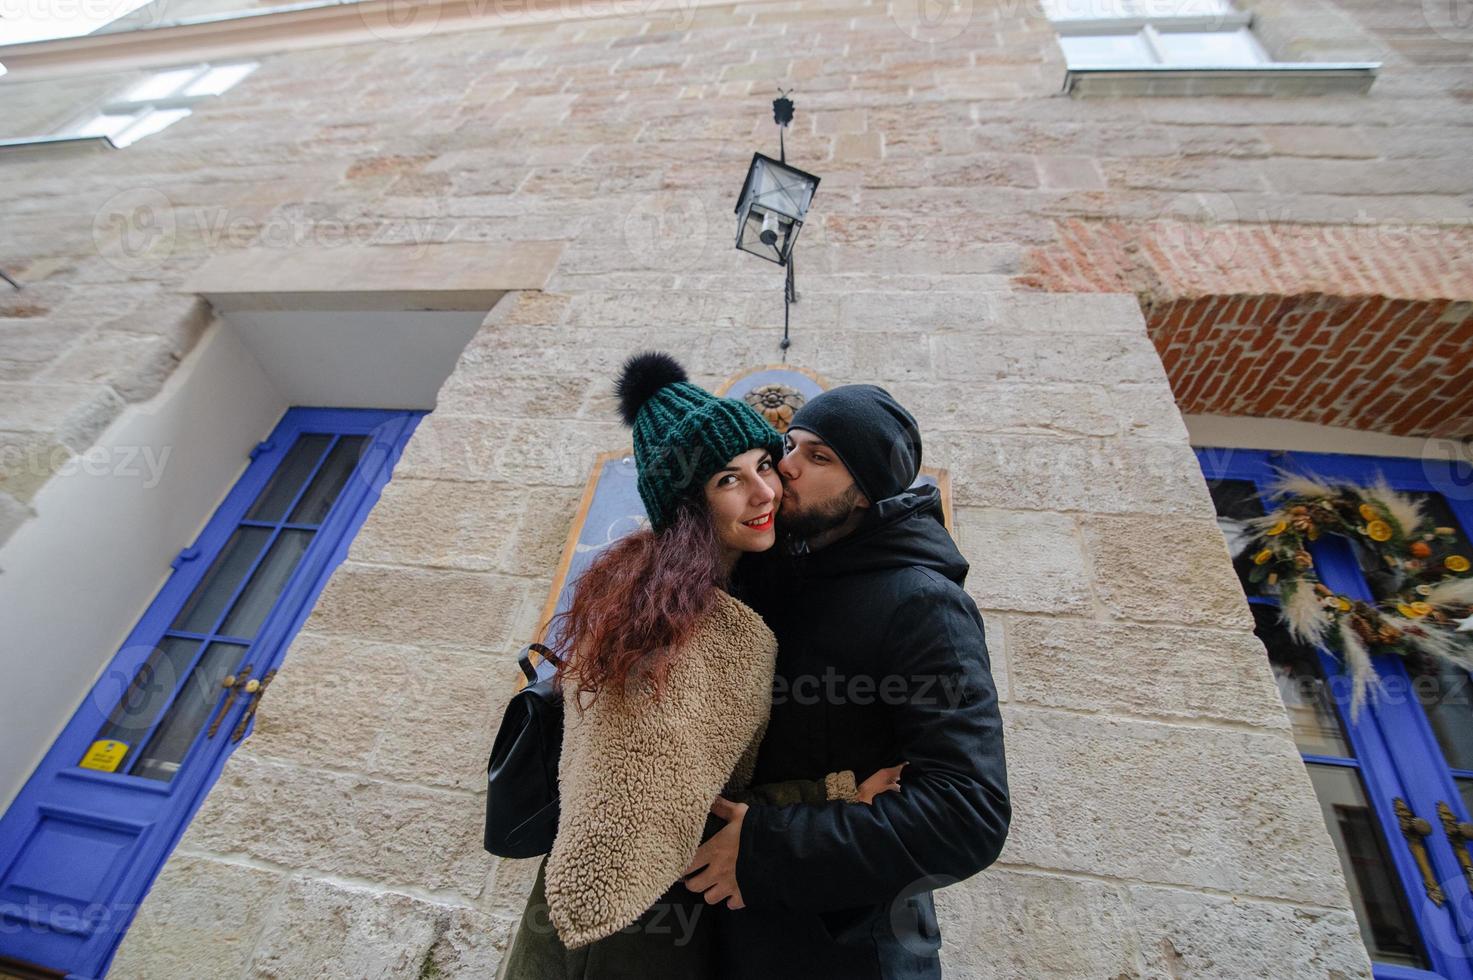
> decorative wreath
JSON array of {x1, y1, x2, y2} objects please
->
[{"x1": 1242, "y1": 471, "x2": 1473, "y2": 721}]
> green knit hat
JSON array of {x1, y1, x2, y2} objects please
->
[{"x1": 615, "y1": 351, "x2": 785, "y2": 532}]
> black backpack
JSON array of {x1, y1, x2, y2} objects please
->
[{"x1": 483, "y1": 642, "x2": 564, "y2": 858}]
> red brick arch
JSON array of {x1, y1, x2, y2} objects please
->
[{"x1": 1015, "y1": 218, "x2": 1473, "y2": 439}]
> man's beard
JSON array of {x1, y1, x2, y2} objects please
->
[{"x1": 777, "y1": 483, "x2": 863, "y2": 543}]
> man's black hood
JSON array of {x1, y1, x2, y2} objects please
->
[{"x1": 784, "y1": 483, "x2": 967, "y2": 586}]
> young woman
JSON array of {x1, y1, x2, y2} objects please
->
[{"x1": 495, "y1": 353, "x2": 905, "y2": 980}]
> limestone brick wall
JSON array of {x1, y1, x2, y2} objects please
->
[
  {"x1": 108, "y1": 288, "x2": 1371, "y2": 978},
  {"x1": 2, "y1": 0, "x2": 1466, "y2": 974}
]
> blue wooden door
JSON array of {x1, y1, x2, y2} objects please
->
[
  {"x1": 0, "y1": 406, "x2": 422, "y2": 979},
  {"x1": 1198, "y1": 447, "x2": 1473, "y2": 980}
]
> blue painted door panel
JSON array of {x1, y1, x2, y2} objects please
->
[
  {"x1": 1197, "y1": 447, "x2": 1473, "y2": 979},
  {"x1": 0, "y1": 406, "x2": 422, "y2": 978}
]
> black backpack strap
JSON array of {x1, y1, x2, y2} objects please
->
[{"x1": 518, "y1": 642, "x2": 562, "y2": 683}]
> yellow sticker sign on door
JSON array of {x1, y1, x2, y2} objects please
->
[{"x1": 79, "y1": 739, "x2": 129, "y2": 773}]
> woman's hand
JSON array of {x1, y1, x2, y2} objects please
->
[{"x1": 855, "y1": 762, "x2": 907, "y2": 804}]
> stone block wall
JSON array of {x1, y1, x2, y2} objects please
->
[
  {"x1": 106, "y1": 286, "x2": 1371, "y2": 977},
  {"x1": 3, "y1": 0, "x2": 1466, "y2": 974}
]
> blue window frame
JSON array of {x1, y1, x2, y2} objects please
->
[
  {"x1": 1197, "y1": 446, "x2": 1473, "y2": 980},
  {"x1": 0, "y1": 406, "x2": 423, "y2": 979}
]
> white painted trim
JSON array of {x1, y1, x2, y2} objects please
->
[
  {"x1": 1066, "y1": 61, "x2": 1381, "y2": 72},
  {"x1": 1064, "y1": 62, "x2": 1379, "y2": 95},
  {"x1": 1184, "y1": 413, "x2": 1441, "y2": 459},
  {"x1": 0, "y1": 134, "x2": 116, "y2": 152}
]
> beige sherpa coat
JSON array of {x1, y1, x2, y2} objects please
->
[{"x1": 543, "y1": 589, "x2": 778, "y2": 950}]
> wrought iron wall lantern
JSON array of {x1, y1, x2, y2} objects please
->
[
  {"x1": 734, "y1": 149, "x2": 820, "y2": 266},
  {"x1": 734, "y1": 91, "x2": 820, "y2": 358}
]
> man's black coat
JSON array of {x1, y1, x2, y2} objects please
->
[{"x1": 719, "y1": 485, "x2": 1011, "y2": 980}]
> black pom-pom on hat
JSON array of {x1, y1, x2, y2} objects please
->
[{"x1": 615, "y1": 351, "x2": 689, "y2": 426}]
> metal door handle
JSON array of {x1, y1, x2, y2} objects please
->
[
  {"x1": 206, "y1": 664, "x2": 254, "y2": 738},
  {"x1": 1395, "y1": 797, "x2": 1445, "y2": 907},
  {"x1": 1437, "y1": 801, "x2": 1473, "y2": 893},
  {"x1": 230, "y1": 669, "x2": 276, "y2": 743}
]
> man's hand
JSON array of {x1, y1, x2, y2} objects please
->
[{"x1": 681, "y1": 795, "x2": 749, "y2": 909}]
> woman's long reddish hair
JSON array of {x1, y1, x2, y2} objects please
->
[{"x1": 545, "y1": 493, "x2": 725, "y2": 713}]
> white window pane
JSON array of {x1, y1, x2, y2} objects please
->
[
  {"x1": 183, "y1": 62, "x2": 257, "y2": 97},
  {"x1": 73, "y1": 113, "x2": 139, "y2": 139},
  {"x1": 122, "y1": 67, "x2": 203, "y2": 102},
  {"x1": 113, "y1": 107, "x2": 191, "y2": 146},
  {"x1": 1058, "y1": 31, "x2": 1158, "y2": 66},
  {"x1": 1153, "y1": 27, "x2": 1265, "y2": 65}
]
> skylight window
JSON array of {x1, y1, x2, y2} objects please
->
[
  {"x1": 62, "y1": 61, "x2": 258, "y2": 148},
  {"x1": 1040, "y1": 0, "x2": 1378, "y2": 95}
]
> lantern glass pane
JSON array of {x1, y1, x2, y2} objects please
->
[
  {"x1": 738, "y1": 206, "x2": 800, "y2": 263},
  {"x1": 750, "y1": 158, "x2": 816, "y2": 222}
]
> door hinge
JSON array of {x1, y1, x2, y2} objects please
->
[
  {"x1": 249, "y1": 438, "x2": 275, "y2": 461},
  {"x1": 171, "y1": 545, "x2": 201, "y2": 570}
]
